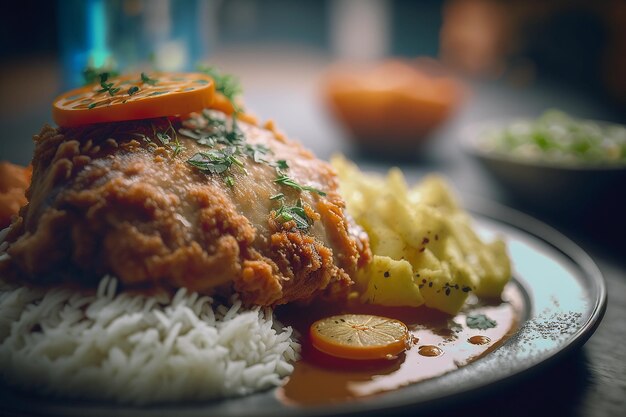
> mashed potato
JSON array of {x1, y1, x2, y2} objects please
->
[{"x1": 332, "y1": 156, "x2": 511, "y2": 315}]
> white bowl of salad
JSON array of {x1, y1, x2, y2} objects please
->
[{"x1": 462, "y1": 110, "x2": 626, "y2": 213}]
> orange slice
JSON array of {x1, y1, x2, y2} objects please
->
[
  {"x1": 52, "y1": 72, "x2": 215, "y2": 127},
  {"x1": 310, "y1": 314, "x2": 409, "y2": 360}
]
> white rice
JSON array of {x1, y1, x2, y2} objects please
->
[{"x1": 0, "y1": 272, "x2": 300, "y2": 404}]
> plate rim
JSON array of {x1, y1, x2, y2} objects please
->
[{"x1": 265, "y1": 198, "x2": 608, "y2": 417}]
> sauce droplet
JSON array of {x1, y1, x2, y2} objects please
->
[
  {"x1": 468, "y1": 335, "x2": 491, "y2": 345},
  {"x1": 418, "y1": 345, "x2": 443, "y2": 357}
]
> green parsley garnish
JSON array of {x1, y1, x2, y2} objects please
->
[
  {"x1": 242, "y1": 143, "x2": 270, "y2": 163},
  {"x1": 224, "y1": 114, "x2": 244, "y2": 143},
  {"x1": 482, "y1": 110, "x2": 626, "y2": 165},
  {"x1": 181, "y1": 87, "x2": 325, "y2": 200},
  {"x1": 273, "y1": 160, "x2": 289, "y2": 170},
  {"x1": 171, "y1": 143, "x2": 185, "y2": 157},
  {"x1": 128, "y1": 86, "x2": 140, "y2": 95},
  {"x1": 272, "y1": 196, "x2": 311, "y2": 230},
  {"x1": 83, "y1": 67, "x2": 119, "y2": 85},
  {"x1": 97, "y1": 73, "x2": 121, "y2": 96},
  {"x1": 141, "y1": 72, "x2": 158, "y2": 86},
  {"x1": 134, "y1": 119, "x2": 184, "y2": 157},
  {"x1": 274, "y1": 174, "x2": 326, "y2": 196},
  {"x1": 187, "y1": 147, "x2": 244, "y2": 175},
  {"x1": 466, "y1": 314, "x2": 497, "y2": 330},
  {"x1": 179, "y1": 110, "x2": 229, "y2": 147},
  {"x1": 184, "y1": 111, "x2": 273, "y2": 186},
  {"x1": 179, "y1": 128, "x2": 218, "y2": 147},
  {"x1": 197, "y1": 65, "x2": 242, "y2": 111},
  {"x1": 156, "y1": 132, "x2": 170, "y2": 145},
  {"x1": 159, "y1": 132, "x2": 183, "y2": 156}
]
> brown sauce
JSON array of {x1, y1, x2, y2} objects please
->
[
  {"x1": 468, "y1": 335, "x2": 491, "y2": 345},
  {"x1": 275, "y1": 283, "x2": 523, "y2": 406},
  {"x1": 418, "y1": 345, "x2": 443, "y2": 357}
]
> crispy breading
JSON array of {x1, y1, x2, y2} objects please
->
[
  {"x1": 0, "y1": 162, "x2": 31, "y2": 229},
  {"x1": 1, "y1": 113, "x2": 369, "y2": 305}
]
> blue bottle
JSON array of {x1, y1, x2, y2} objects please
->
[{"x1": 59, "y1": 0, "x2": 212, "y2": 89}]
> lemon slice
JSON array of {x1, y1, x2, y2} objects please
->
[{"x1": 310, "y1": 314, "x2": 409, "y2": 360}]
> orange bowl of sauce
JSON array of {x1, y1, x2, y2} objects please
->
[{"x1": 322, "y1": 59, "x2": 463, "y2": 153}]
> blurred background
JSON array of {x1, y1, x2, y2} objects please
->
[
  {"x1": 0, "y1": 1, "x2": 625, "y2": 416},
  {"x1": 1, "y1": 0, "x2": 625, "y2": 240}
]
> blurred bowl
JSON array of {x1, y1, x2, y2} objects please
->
[
  {"x1": 461, "y1": 118, "x2": 626, "y2": 213},
  {"x1": 322, "y1": 59, "x2": 464, "y2": 153}
]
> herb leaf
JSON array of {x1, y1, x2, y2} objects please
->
[
  {"x1": 139, "y1": 119, "x2": 184, "y2": 157},
  {"x1": 242, "y1": 143, "x2": 270, "y2": 163},
  {"x1": 273, "y1": 197, "x2": 311, "y2": 230},
  {"x1": 96, "y1": 72, "x2": 121, "y2": 96},
  {"x1": 156, "y1": 132, "x2": 170, "y2": 145},
  {"x1": 274, "y1": 174, "x2": 326, "y2": 196},
  {"x1": 466, "y1": 314, "x2": 497, "y2": 330},
  {"x1": 179, "y1": 128, "x2": 218, "y2": 147},
  {"x1": 187, "y1": 153, "x2": 228, "y2": 174},
  {"x1": 141, "y1": 72, "x2": 158, "y2": 86},
  {"x1": 224, "y1": 114, "x2": 244, "y2": 143},
  {"x1": 183, "y1": 111, "x2": 273, "y2": 187},
  {"x1": 273, "y1": 160, "x2": 289, "y2": 170},
  {"x1": 83, "y1": 67, "x2": 119, "y2": 85},
  {"x1": 197, "y1": 66, "x2": 242, "y2": 111},
  {"x1": 187, "y1": 147, "x2": 243, "y2": 175}
]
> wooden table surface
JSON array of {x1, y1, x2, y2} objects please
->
[{"x1": 0, "y1": 53, "x2": 624, "y2": 417}]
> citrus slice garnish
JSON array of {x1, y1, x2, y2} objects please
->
[
  {"x1": 309, "y1": 314, "x2": 410, "y2": 360},
  {"x1": 52, "y1": 72, "x2": 215, "y2": 127}
]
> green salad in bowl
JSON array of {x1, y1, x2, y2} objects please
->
[
  {"x1": 464, "y1": 111, "x2": 626, "y2": 213},
  {"x1": 475, "y1": 110, "x2": 626, "y2": 166}
]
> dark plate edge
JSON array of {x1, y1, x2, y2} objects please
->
[{"x1": 262, "y1": 198, "x2": 608, "y2": 417}]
